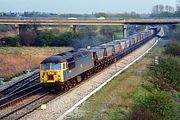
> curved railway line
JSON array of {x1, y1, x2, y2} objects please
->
[
  {"x1": 0, "y1": 29, "x2": 161, "y2": 120},
  {"x1": 22, "y1": 38, "x2": 160, "y2": 120}
]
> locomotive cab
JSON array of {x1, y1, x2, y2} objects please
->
[{"x1": 40, "y1": 62, "x2": 67, "y2": 84}]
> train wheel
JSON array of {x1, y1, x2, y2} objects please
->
[
  {"x1": 63, "y1": 83, "x2": 69, "y2": 91},
  {"x1": 71, "y1": 79, "x2": 76, "y2": 86}
]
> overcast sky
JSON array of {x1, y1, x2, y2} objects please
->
[{"x1": 0, "y1": 0, "x2": 177, "y2": 13}]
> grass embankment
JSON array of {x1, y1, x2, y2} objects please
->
[
  {"x1": 67, "y1": 40, "x2": 180, "y2": 120},
  {"x1": 0, "y1": 47, "x2": 72, "y2": 80}
]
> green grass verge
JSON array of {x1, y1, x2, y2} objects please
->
[{"x1": 66, "y1": 41, "x2": 167, "y2": 120}]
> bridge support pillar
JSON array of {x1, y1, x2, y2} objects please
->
[
  {"x1": 15, "y1": 24, "x2": 20, "y2": 35},
  {"x1": 70, "y1": 25, "x2": 76, "y2": 33},
  {"x1": 15, "y1": 25, "x2": 26, "y2": 35},
  {"x1": 122, "y1": 25, "x2": 127, "y2": 38},
  {"x1": 172, "y1": 25, "x2": 177, "y2": 30},
  {"x1": 17, "y1": 24, "x2": 29, "y2": 34},
  {"x1": 16, "y1": 24, "x2": 39, "y2": 35}
]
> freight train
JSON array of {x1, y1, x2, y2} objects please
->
[{"x1": 40, "y1": 27, "x2": 160, "y2": 91}]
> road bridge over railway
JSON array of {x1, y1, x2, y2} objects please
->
[
  {"x1": 0, "y1": 19, "x2": 180, "y2": 25},
  {"x1": 0, "y1": 18, "x2": 179, "y2": 38}
]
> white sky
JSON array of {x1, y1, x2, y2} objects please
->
[{"x1": 0, "y1": 0, "x2": 177, "y2": 13}]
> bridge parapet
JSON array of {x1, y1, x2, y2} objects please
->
[{"x1": 0, "y1": 19, "x2": 180, "y2": 25}]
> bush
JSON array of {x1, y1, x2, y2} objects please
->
[
  {"x1": 106, "y1": 107, "x2": 127, "y2": 120},
  {"x1": 0, "y1": 37, "x2": 20, "y2": 47},
  {"x1": 131, "y1": 88, "x2": 180, "y2": 120},
  {"x1": 35, "y1": 30, "x2": 54, "y2": 46},
  {"x1": 164, "y1": 40, "x2": 180, "y2": 56},
  {"x1": 35, "y1": 30, "x2": 76, "y2": 47},
  {"x1": 129, "y1": 110, "x2": 160, "y2": 120},
  {"x1": 171, "y1": 26, "x2": 180, "y2": 41},
  {"x1": 148, "y1": 55, "x2": 180, "y2": 91}
]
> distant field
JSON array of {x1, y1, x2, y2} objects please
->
[
  {"x1": 0, "y1": 31, "x2": 17, "y2": 39},
  {"x1": 0, "y1": 47, "x2": 72, "y2": 78}
]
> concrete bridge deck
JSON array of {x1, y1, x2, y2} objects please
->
[{"x1": 0, "y1": 19, "x2": 180, "y2": 25}]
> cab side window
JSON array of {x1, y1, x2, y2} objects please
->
[
  {"x1": 63, "y1": 63, "x2": 66, "y2": 69},
  {"x1": 68, "y1": 62, "x2": 75, "y2": 70}
]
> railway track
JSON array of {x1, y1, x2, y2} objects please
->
[
  {"x1": 0, "y1": 72, "x2": 41, "y2": 109},
  {"x1": 0, "y1": 71, "x2": 81, "y2": 120},
  {"x1": 0, "y1": 72, "x2": 40, "y2": 98},
  {"x1": 0, "y1": 72, "x2": 47, "y2": 120},
  {"x1": 0, "y1": 82, "x2": 42, "y2": 108},
  {"x1": 0, "y1": 91, "x2": 52, "y2": 120},
  {"x1": 0, "y1": 71, "x2": 99, "y2": 120}
]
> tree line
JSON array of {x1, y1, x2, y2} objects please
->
[
  {"x1": 0, "y1": 30, "x2": 76, "y2": 47},
  {"x1": 150, "y1": 4, "x2": 180, "y2": 18},
  {"x1": 0, "y1": 25, "x2": 143, "y2": 48}
]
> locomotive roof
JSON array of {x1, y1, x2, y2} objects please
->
[
  {"x1": 41, "y1": 50, "x2": 91, "y2": 64},
  {"x1": 41, "y1": 55, "x2": 67, "y2": 64}
]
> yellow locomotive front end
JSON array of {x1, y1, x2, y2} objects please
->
[{"x1": 40, "y1": 62, "x2": 67, "y2": 87}]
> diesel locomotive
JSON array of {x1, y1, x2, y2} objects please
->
[{"x1": 40, "y1": 28, "x2": 159, "y2": 91}]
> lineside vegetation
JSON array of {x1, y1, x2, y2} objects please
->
[
  {"x1": 66, "y1": 39, "x2": 180, "y2": 120},
  {"x1": 128, "y1": 28, "x2": 180, "y2": 120}
]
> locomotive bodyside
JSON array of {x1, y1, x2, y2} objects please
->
[{"x1": 67, "y1": 50, "x2": 94, "y2": 80}]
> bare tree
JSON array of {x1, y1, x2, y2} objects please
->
[
  {"x1": 176, "y1": 0, "x2": 180, "y2": 11},
  {"x1": 152, "y1": 4, "x2": 174, "y2": 14},
  {"x1": 165, "y1": 5, "x2": 175, "y2": 13},
  {"x1": 19, "y1": 31, "x2": 36, "y2": 46}
]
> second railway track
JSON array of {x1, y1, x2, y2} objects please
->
[
  {"x1": 0, "y1": 91, "x2": 51, "y2": 120},
  {"x1": 0, "y1": 72, "x2": 46, "y2": 120},
  {"x1": 0, "y1": 71, "x2": 87, "y2": 120},
  {"x1": 0, "y1": 72, "x2": 40, "y2": 98}
]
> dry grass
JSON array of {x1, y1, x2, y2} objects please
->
[
  {"x1": 0, "y1": 32, "x2": 17, "y2": 39},
  {"x1": 0, "y1": 47, "x2": 72, "y2": 78}
]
